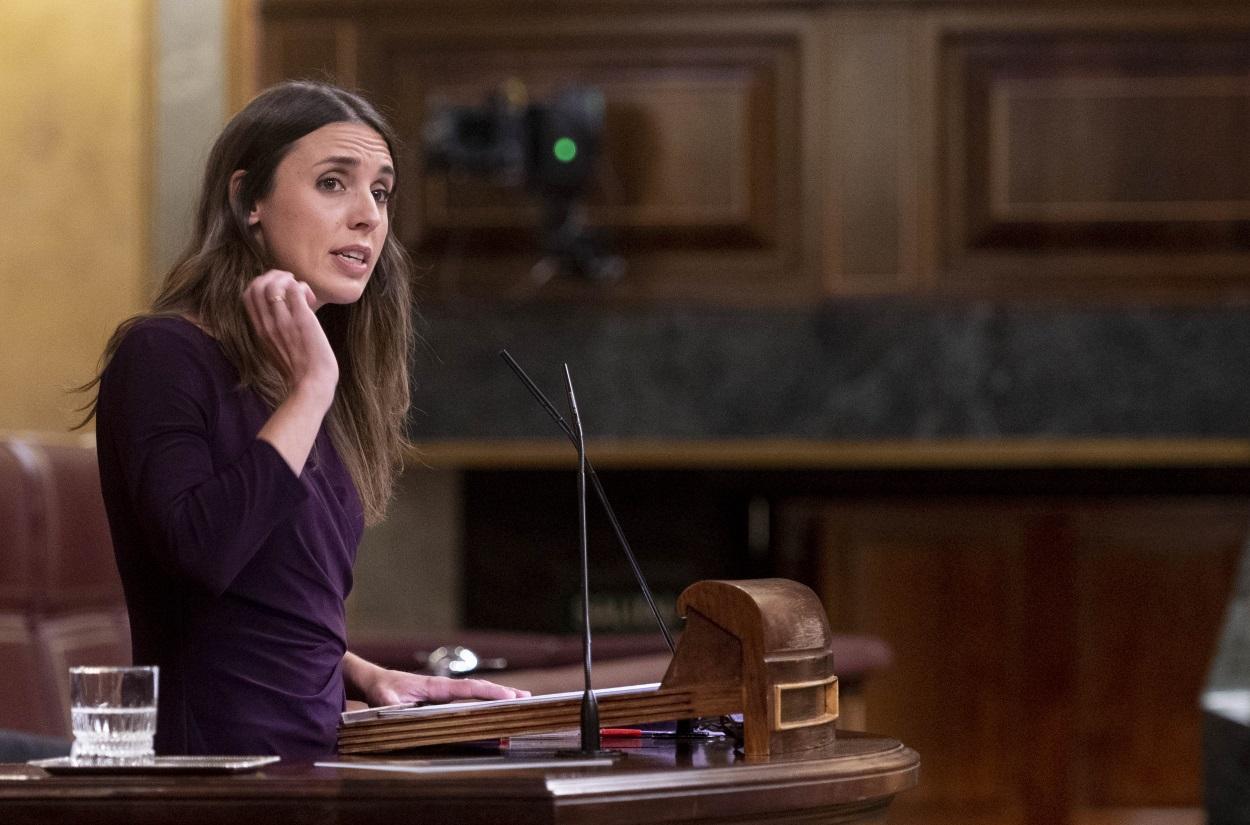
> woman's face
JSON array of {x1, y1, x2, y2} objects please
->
[{"x1": 247, "y1": 121, "x2": 394, "y2": 308}]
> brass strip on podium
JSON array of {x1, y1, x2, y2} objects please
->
[{"x1": 773, "y1": 675, "x2": 839, "y2": 732}]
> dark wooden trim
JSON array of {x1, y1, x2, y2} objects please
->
[{"x1": 406, "y1": 437, "x2": 1250, "y2": 469}]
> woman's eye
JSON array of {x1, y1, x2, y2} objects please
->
[
  {"x1": 372, "y1": 188, "x2": 391, "y2": 204},
  {"x1": 317, "y1": 177, "x2": 345, "y2": 192}
]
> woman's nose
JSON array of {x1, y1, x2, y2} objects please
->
[{"x1": 349, "y1": 189, "x2": 382, "y2": 230}]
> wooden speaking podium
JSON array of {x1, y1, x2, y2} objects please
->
[
  {"x1": 2, "y1": 579, "x2": 919, "y2": 824},
  {"x1": 341, "y1": 579, "x2": 848, "y2": 760}
]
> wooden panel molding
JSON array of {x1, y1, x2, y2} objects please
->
[
  {"x1": 987, "y1": 76, "x2": 1250, "y2": 225},
  {"x1": 406, "y1": 437, "x2": 1250, "y2": 470},
  {"x1": 943, "y1": 29, "x2": 1250, "y2": 290}
]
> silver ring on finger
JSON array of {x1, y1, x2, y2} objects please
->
[{"x1": 269, "y1": 294, "x2": 286, "y2": 304}]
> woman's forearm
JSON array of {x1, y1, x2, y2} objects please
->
[
  {"x1": 257, "y1": 378, "x2": 336, "y2": 475},
  {"x1": 342, "y1": 651, "x2": 384, "y2": 703},
  {"x1": 248, "y1": 272, "x2": 340, "y2": 476}
]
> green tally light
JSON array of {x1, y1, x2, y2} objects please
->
[{"x1": 553, "y1": 137, "x2": 578, "y2": 163}]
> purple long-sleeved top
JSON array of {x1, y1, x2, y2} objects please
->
[{"x1": 96, "y1": 316, "x2": 363, "y2": 759}]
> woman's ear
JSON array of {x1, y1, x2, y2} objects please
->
[{"x1": 229, "y1": 170, "x2": 260, "y2": 226}]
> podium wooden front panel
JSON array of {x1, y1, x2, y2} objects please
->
[{"x1": 0, "y1": 732, "x2": 918, "y2": 825}]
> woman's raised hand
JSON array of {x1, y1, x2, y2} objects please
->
[
  {"x1": 243, "y1": 269, "x2": 338, "y2": 407},
  {"x1": 247, "y1": 270, "x2": 339, "y2": 474}
]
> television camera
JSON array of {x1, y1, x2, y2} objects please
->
[{"x1": 423, "y1": 82, "x2": 624, "y2": 283}]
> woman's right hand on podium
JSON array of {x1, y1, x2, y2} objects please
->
[{"x1": 367, "y1": 669, "x2": 532, "y2": 707}]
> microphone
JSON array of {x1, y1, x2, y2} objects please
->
[
  {"x1": 502, "y1": 351, "x2": 716, "y2": 746},
  {"x1": 560, "y1": 364, "x2": 606, "y2": 756},
  {"x1": 499, "y1": 350, "x2": 676, "y2": 654}
]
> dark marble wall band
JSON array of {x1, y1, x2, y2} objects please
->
[{"x1": 409, "y1": 300, "x2": 1250, "y2": 440}]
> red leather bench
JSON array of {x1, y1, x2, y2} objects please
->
[{"x1": 0, "y1": 434, "x2": 130, "y2": 742}]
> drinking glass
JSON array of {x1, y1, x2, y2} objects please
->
[{"x1": 69, "y1": 666, "x2": 158, "y2": 764}]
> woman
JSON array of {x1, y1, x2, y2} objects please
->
[{"x1": 81, "y1": 80, "x2": 526, "y2": 759}]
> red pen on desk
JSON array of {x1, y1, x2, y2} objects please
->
[{"x1": 600, "y1": 728, "x2": 680, "y2": 738}]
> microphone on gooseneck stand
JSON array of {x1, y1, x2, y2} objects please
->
[
  {"x1": 558, "y1": 365, "x2": 613, "y2": 758},
  {"x1": 501, "y1": 350, "x2": 718, "y2": 745},
  {"x1": 499, "y1": 349, "x2": 676, "y2": 656}
]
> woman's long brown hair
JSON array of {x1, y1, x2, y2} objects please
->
[{"x1": 79, "y1": 80, "x2": 415, "y2": 525}]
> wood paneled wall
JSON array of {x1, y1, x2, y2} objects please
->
[
  {"x1": 257, "y1": 0, "x2": 1250, "y2": 305},
  {"x1": 247, "y1": 4, "x2": 1250, "y2": 824},
  {"x1": 0, "y1": 2, "x2": 150, "y2": 431},
  {"x1": 797, "y1": 495, "x2": 1246, "y2": 825}
]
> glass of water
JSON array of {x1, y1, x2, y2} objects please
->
[{"x1": 69, "y1": 666, "x2": 158, "y2": 764}]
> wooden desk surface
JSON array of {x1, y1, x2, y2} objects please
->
[{"x1": 0, "y1": 731, "x2": 918, "y2": 825}]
